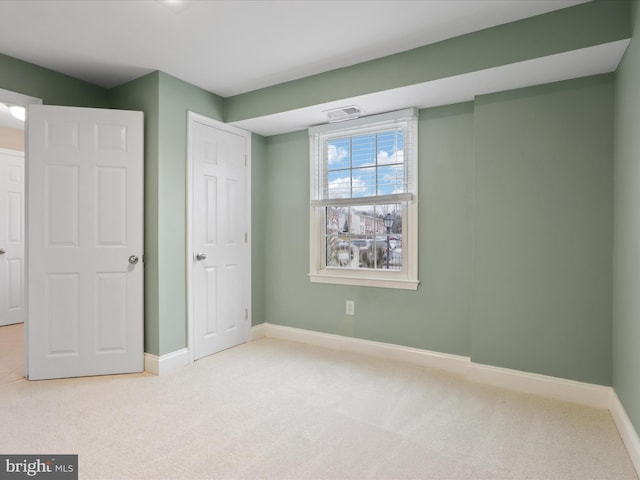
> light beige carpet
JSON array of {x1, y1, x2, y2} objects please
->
[
  {"x1": 0, "y1": 322, "x2": 23, "y2": 384},
  {"x1": 0, "y1": 324, "x2": 637, "y2": 480}
]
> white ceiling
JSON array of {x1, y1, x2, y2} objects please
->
[{"x1": 0, "y1": 0, "x2": 618, "y2": 135}]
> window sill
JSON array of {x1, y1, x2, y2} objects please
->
[{"x1": 308, "y1": 272, "x2": 419, "y2": 290}]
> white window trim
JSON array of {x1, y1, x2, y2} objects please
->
[{"x1": 308, "y1": 108, "x2": 419, "y2": 290}]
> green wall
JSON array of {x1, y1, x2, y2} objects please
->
[
  {"x1": 613, "y1": 0, "x2": 640, "y2": 433},
  {"x1": 265, "y1": 103, "x2": 475, "y2": 356},
  {"x1": 110, "y1": 72, "x2": 161, "y2": 356},
  {"x1": 156, "y1": 72, "x2": 225, "y2": 355},
  {"x1": 113, "y1": 72, "x2": 229, "y2": 356},
  {"x1": 112, "y1": 71, "x2": 263, "y2": 355},
  {"x1": 264, "y1": 76, "x2": 614, "y2": 385},
  {"x1": 0, "y1": 52, "x2": 109, "y2": 107},
  {"x1": 473, "y1": 76, "x2": 614, "y2": 385},
  {"x1": 251, "y1": 134, "x2": 267, "y2": 326},
  {"x1": 226, "y1": 0, "x2": 630, "y2": 122}
]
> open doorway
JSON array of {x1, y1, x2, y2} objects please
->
[
  {"x1": 0, "y1": 147, "x2": 25, "y2": 383},
  {"x1": 1, "y1": 88, "x2": 145, "y2": 381},
  {"x1": 0, "y1": 87, "x2": 42, "y2": 382}
]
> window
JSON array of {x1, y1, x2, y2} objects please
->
[{"x1": 309, "y1": 108, "x2": 419, "y2": 290}]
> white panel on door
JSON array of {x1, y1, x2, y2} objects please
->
[
  {"x1": 205, "y1": 266, "x2": 218, "y2": 337},
  {"x1": 205, "y1": 175, "x2": 217, "y2": 245},
  {"x1": 8, "y1": 192, "x2": 22, "y2": 242},
  {"x1": 226, "y1": 178, "x2": 238, "y2": 245},
  {"x1": 204, "y1": 141, "x2": 217, "y2": 165},
  {"x1": 46, "y1": 165, "x2": 78, "y2": 247},
  {"x1": 45, "y1": 121, "x2": 79, "y2": 149},
  {"x1": 97, "y1": 273, "x2": 127, "y2": 352},
  {"x1": 95, "y1": 124, "x2": 127, "y2": 152},
  {"x1": 8, "y1": 165, "x2": 21, "y2": 183},
  {"x1": 96, "y1": 167, "x2": 126, "y2": 246},
  {"x1": 224, "y1": 264, "x2": 238, "y2": 332},
  {"x1": 8, "y1": 259, "x2": 22, "y2": 310},
  {"x1": 47, "y1": 273, "x2": 79, "y2": 355}
]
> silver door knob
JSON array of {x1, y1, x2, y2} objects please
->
[
  {"x1": 0, "y1": 248, "x2": 5, "y2": 255},
  {"x1": 195, "y1": 252, "x2": 207, "y2": 261},
  {"x1": 128, "y1": 255, "x2": 139, "y2": 265}
]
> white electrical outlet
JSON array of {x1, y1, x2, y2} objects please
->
[{"x1": 346, "y1": 300, "x2": 355, "y2": 316}]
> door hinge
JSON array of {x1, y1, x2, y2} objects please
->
[
  {"x1": 245, "y1": 308, "x2": 248, "y2": 321},
  {"x1": 244, "y1": 154, "x2": 247, "y2": 166},
  {"x1": 245, "y1": 232, "x2": 248, "y2": 243}
]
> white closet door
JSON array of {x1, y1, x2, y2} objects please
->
[{"x1": 190, "y1": 113, "x2": 249, "y2": 360}]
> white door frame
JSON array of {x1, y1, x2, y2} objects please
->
[
  {"x1": 0, "y1": 87, "x2": 43, "y2": 376},
  {"x1": 0, "y1": 87, "x2": 42, "y2": 112},
  {"x1": 186, "y1": 111, "x2": 252, "y2": 364}
]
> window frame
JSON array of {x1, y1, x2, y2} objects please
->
[{"x1": 308, "y1": 108, "x2": 419, "y2": 290}]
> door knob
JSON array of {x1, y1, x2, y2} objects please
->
[
  {"x1": 0, "y1": 248, "x2": 5, "y2": 255},
  {"x1": 195, "y1": 252, "x2": 207, "y2": 261},
  {"x1": 128, "y1": 255, "x2": 139, "y2": 265}
]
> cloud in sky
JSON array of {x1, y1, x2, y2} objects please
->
[
  {"x1": 327, "y1": 147, "x2": 405, "y2": 198},
  {"x1": 328, "y1": 144, "x2": 349, "y2": 165},
  {"x1": 328, "y1": 176, "x2": 367, "y2": 198},
  {"x1": 378, "y1": 149, "x2": 403, "y2": 165},
  {"x1": 380, "y1": 160, "x2": 405, "y2": 195}
]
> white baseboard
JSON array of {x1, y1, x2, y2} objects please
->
[
  {"x1": 143, "y1": 353, "x2": 159, "y2": 375},
  {"x1": 251, "y1": 323, "x2": 266, "y2": 341},
  {"x1": 610, "y1": 391, "x2": 640, "y2": 475},
  {"x1": 262, "y1": 323, "x2": 612, "y2": 407},
  {"x1": 144, "y1": 348, "x2": 190, "y2": 376},
  {"x1": 263, "y1": 323, "x2": 470, "y2": 375},
  {"x1": 259, "y1": 322, "x2": 639, "y2": 478},
  {"x1": 467, "y1": 363, "x2": 612, "y2": 409}
]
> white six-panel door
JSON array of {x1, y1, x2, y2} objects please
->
[
  {"x1": 0, "y1": 149, "x2": 25, "y2": 327},
  {"x1": 27, "y1": 105, "x2": 144, "y2": 380},
  {"x1": 189, "y1": 113, "x2": 250, "y2": 360}
]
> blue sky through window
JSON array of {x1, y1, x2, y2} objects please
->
[{"x1": 327, "y1": 128, "x2": 404, "y2": 199}]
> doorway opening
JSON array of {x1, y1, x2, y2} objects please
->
[{"x1": 0, "y1": 87, "x2": 42, "y2": 380}]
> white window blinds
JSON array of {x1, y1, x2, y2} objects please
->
[{"x1": 309, "y1": 108, "x2": 418, "y2": 207}]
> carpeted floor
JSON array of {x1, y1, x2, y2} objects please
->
[
  {"x1": 0, "y1": 322, "x2": 23, "y2": 384},
  {"x1": 0, "y1": 323, "x2": 637, "y2": 480}
]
